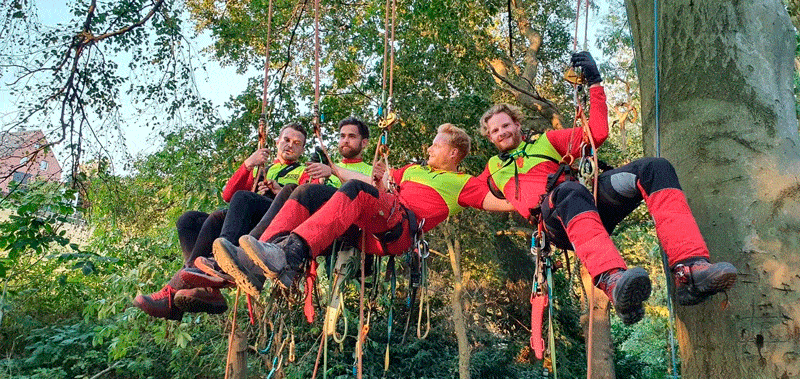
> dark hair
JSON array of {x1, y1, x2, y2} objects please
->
[
  {"x1": 279, "y1": 123, "x2": 308, "y2": 140},
  {"x1": 338, "y1": 117, "x2": 369, "y2": 139}
]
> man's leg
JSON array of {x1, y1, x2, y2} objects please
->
[
  {"x1": 541, "y1": 181, "x2": 650, "y2": 325},
  {"x1": 218, "y1": 190, "x2": 273, "y2": 244},
  {"x1": 239, "y1": 181, "x2": 401, "y2": 288},
  {"x1": 249, "y1": 184, "x2": 298, "y2": 239},
  {"x1": 176, "y1": 211, "x2": 208, "y2": 265},
  {"x1": 595, "y1": 157, "x2": 737, "y2": 305},
  {"x1": 258, "y1": 184, "x2": 339, "y2": 242},
  {"x1": 185, "y1": 209, "x2": 226, "y2": 267}
]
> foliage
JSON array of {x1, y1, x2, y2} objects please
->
[{"x1": 0, "y1": 0, "x2": 686, "y2": 378}]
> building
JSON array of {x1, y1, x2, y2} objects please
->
[{"x1": 0, "y1": 130, "x2": 63, "y2": 194}]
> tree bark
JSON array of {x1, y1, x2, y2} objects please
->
[
  {"x1": 580, "y1": 265, "x2": 615, "y2": 379},
  {"x1": 444, "y1": 223, "x2": 471, "y2": 379},
  {"x1": 226, "y1": 329, "x2": 248, "y2": 379},
  {"x1": 626, "y1": 0, "x2": 800, "y2": 377}
]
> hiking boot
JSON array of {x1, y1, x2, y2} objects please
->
[
  {"x1": 596, "y1": 267, "x2": 652, "y2": 325},
  {"x1": 193, "y1": 256, "x2": 236, "y2": 286},
  {"x1": 212, "y1": 238, "x2": 267, "y2": 299},
  {"x1": 133, "y1": 285, "x2": 184, "y2": 321},
  {"x1": 179, "y1": 267, "x2": 230, "y2": 289},
  {"x1": 174, "y1": 287, "x2": 228, "y2": 314},
  {"x1": 240, "y1": 234, "x2": 309, "y2": 289},
  {"x1": 672, "y1": 258, "x2": 737, "y2": 306}
]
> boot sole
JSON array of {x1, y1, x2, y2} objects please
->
[
  {"x1": 174, "y1": 293, "x2": 228, "y2": 314},
  {"x1": 239, "y1": 236, "x2": 283, "y2": 286},
  {"x1": 193, "y1": 257, "x2": 236, "y2": 285},
  {"x1": 613, "y1": 267, "x2": 652, "y2": 325},
  {"x1": 180, "y1": 269, "x2": 229, "y2": 289},
  {"x1": 133, "y1": 295, "x2": 184, "y2": 321},
  {"x1": 213, "y1": 239, "x2": 263, "y2": 299}
]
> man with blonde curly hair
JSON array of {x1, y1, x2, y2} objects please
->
[{"x1": 478, "y1": 51, "x2": 737, "y2": 325}]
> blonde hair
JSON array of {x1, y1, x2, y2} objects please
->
[
  {"x1": 479, "y1": 103, "x2": 524, "y2": 137},
  {"x1": 437, "y1": 123, "x2": 471, "y2": 162}
]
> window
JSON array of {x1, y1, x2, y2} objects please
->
[
  {"x1": 12, "y1": 172, "x2": 31, "y2": 184},
  {"x1": 40, "y1": 161, "x2": 48, "y2": 171}
]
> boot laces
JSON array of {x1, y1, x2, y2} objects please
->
[
  {"x1": 673, "y1": 260, "x2": 710, "y2": 286},
  {"x1": 596, "y1": 269, "x2": 621, "y2": 299},
  {"x1": 150, "y1": 285, "x2": 176, "y2": 308}
]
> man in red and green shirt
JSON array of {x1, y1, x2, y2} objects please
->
[
  {"x1": 478, "y1": 51, "x2": 737, "y2": 325},
  {"x1": 214, "y1": 123, "x2": 513, "y2": 296},
  {"x1": 133, "y1": 122, "x2": 307, "y2": 320}
]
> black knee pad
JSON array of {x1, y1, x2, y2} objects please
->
[
  {"x1": 230, "y1": 189, "x2": 262, "y2": 204},
  {"x1": 291, "y1": 183, "x2": 339, "y2": 211},
  {"x1": 339, "y1": 180, "x2": 379, "y2": 200},
  {"x1": 636, "y1": 157, "x2": 680, "y2": 194},
  {"x1": 176, "y1": 210, "x2": 208, "y2": 230},
  {"x1": 208, "y1": 209, "x2": 227, "y2": 224}
]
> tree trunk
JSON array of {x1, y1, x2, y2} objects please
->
[
  {"x1": 625, "y1": 0, "x2": 800, "y2": 377},
  {"x1": 444, "y1": 223, "x2": 471, "y2": 379},
  {"x1": 226, "y1": 329, "x2": 248, "y2": 379},
  {"x1": 580, "y1": 265, "x2": 615, "y2": 379}
]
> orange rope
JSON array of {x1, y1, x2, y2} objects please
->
[
  {"x1": 252, "y1": 0, "x2": 275, "y2": 192},
  {"x1": 356, "y1": 232, "x2": 366, "y2": 379},
  {"x1": 224, "y1": 288, "x2": 241, "y2": 379}
]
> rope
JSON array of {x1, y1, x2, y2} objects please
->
[
  {"x1": 356, "y1": 233, "x2": 366, "y2": 379},
  {"x1": 416, "y1": 253, "x2": 430, "y2": 340},
  {"x1": 252, "y1": 0, "x2": 275, "y2": 192},
  {"x1": 373, "y1": 0, "x2": 398, "y2": 191},
  {"x1": 224, "y1": 288, "x2": 241, "y2": 379},
  {"x1": 652, "y1": 1, "x2": 679, "y2": 377},
  {"x1": 547, "y1": 264, "x2": 557, "y2": 379},
  {"x1": 312, "y1": 0, "x2": 337, "y2": 177},
  {"x1": 388, "y1": 0, "x2": 396, "y2": 101},
  {"x1": 383, "y1": 258, "x2": 397, "y2": 376},
  {"x1": 507, "y1": 0, "x2": 513, "y2": 58}
]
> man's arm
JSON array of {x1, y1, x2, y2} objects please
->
[
  {"x1": 481, "y1": 192, "x2": 515, "y2": 212},
  {"x1": 332, "y1": 163, "x2": 373, "y2": 183}
]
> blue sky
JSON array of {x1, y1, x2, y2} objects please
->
[{"x1": 0, "y1": 0, "x2": 253, "y2": 174}]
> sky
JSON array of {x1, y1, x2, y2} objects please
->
[{"x1": 0, "y1": 0, "x2": 253, "y2": 175}]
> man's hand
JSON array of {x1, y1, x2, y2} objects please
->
[
  {"x1": 244, "y1": 148, "x2": 270, "y2": 170},
  {"x1": 264, "y1": 179, "x2": 282, "y2": 195},
  {"x1": 571, "y1": 51, "x2": 602, "y2": 86},
  {"x1": 372, "y1": 161, "x2": 387, "y2": 184},
  {"x1": 305, "y1": 162, "x2": 333, "y2": 180},
  {"x1": 255, "y1": 180, "x2": 271, "y2": 195},
  {"x1": 372, "y1": 161, "x2": 388, "y2": 192}
]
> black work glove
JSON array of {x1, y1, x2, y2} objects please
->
[{"x1": 571, "y1": 51, "x2": 602, "y2": 86}]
